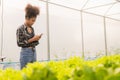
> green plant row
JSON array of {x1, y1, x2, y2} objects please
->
[{"x1": 0, "y1": 55, "x2": 120, "y2": 80}]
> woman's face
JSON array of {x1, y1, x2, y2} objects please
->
[{"x1": 26, "y1": 17, "x2": 36, "y2": 26}]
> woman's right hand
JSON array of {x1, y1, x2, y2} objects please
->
[
  {"x1": 28, "y1": 34, "x2": 43, "y2": 43},
  {"x1": 33, "y1": 35, "x2": 41, "y2": 41}
]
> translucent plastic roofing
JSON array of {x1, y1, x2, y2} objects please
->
[{"x1": 45, "y1": 0, "x2": 120, "y2": 21}]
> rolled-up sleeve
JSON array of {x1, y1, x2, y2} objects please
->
[{"x1": 16, "y1": 28, "x2": 29, "y2": 47}]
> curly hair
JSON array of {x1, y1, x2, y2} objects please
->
[{"x1": 25, "y1": 4, "x2": 40, "y2": 19}]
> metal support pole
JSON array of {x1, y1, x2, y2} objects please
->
[
  {"x1": 0, "y1": 0, "x2": 3, "y2": 57},
  {"x1": 46, "y1": 0, "x2": 50, "y2": 60},
  {"x1": 80, "y1": 11, "x2": 85, "y2": 58},
  {"x1": 103, "y1": 17, "x2": 108, "y2": 56},
  {"x1": 0, "y1": 0, "x2": 2, "y2": 55}
]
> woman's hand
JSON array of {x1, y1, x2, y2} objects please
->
[
  {"x1": 28, "y1": 34, "x2": 43, "y2": 43},
  {"x1": 33, "y1": 35, "x2": 41, "y2": 41}
]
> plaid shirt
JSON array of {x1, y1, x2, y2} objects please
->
[{"x1": 16, "y1": 24, "x2": 39, "y2": 47}]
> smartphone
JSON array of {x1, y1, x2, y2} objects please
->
[{"x1": 40, "y1": 33, "x2": 43, "y2": 37}]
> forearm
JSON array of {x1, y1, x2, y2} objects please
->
[
  {"x1": 28, "y1": 35, "x2": 41, "y2": 43},
  {"x1": 27, "y1": 37, "x2": 35, "y2": 43}
]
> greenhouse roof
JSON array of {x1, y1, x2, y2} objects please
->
[{"x1": 40, "y1": 0, "x2": 120, "y2": 21}]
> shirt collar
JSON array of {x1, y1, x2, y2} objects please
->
[
  {"x1": 23, "y1": 24, "x2": 27, "y2": 29},
  {"x1": 23, "y1": 24, "x2": 32, "y2": 29}
]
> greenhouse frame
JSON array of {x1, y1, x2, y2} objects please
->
[{"x1": 0, "y1": 0, "x2": 120, "y2": 64}]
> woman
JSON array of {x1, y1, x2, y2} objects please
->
[{"x1": 16, "y1": 4, "x2": 42, "y2": 69}]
